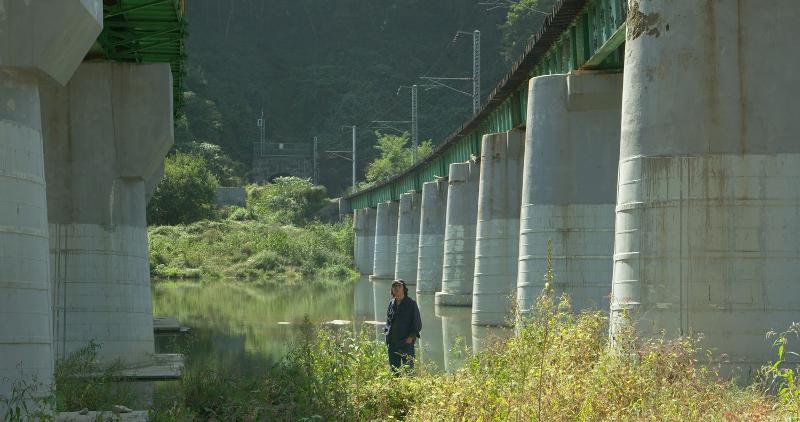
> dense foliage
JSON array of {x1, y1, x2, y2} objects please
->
[
  {"x1": 362, "y1": 131, "x2": 433, "y2": 188},
  {"x1": 246, "y1": 177, "x2": 328, "y2": 225},
  {"x1": 148, "y1": 176, "x2": 352, "y2": 280},
  {"x1": 147, "y1": 153, "x2": 218, "y2": 226}
]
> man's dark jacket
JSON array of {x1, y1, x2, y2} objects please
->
[{"x1": 385, "y1": 296, "x2": 422, "y2": 345}]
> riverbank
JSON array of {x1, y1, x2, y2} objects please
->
[
  {"x1": 143, "y1": 292, "x2": 791, "y2": 421},
  {"x1": 148, "y1": 218, "x2": 355, "y2": 281}
]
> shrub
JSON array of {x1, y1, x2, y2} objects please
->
[
  {"x1": 147, "y1": 152, "x2": 218, "y2": 225},
  {"x1": 247, "y1": 177, "x2": 327, "y2": 225}
]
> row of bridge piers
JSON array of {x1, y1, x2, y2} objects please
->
[
  {"x1": 1, "y1": 2, "x2": 173, "y2": 406},
  {"x1": 351, "y1": 0, "x2": 800, "y2": 375}
]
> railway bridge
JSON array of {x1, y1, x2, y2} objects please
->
[{"x1": 346, "y1": 0, "x2": 800, "y2": 374}]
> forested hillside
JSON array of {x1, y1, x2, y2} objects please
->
[{"x1": 178, "y1": 0, "x2": 554, "y2": 194}]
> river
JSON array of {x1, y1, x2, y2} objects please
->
[{"x1": 152, "y1": 276, "x2": 511, "y2": 375}]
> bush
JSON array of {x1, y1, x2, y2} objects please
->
[
  {"x1": 147, "y1": 152, "x2": 218, "y2": 225},
  {"x1": 247, "y1": 177, "x2": 328, "y2": 225}
]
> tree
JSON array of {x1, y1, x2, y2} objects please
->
[
  {"x1": 147, "y1": 152, "x2": 218, "y2": 225},
  {"x1": 247, "y1": 177, "x2": 328, "y2": 225},
  {"x1": 176, "y1": 141, "x2": 245, "y2": 187},
  {"x1": 499, "y1": 0, "x2": 556, "y2": 61},
  {"x1": 364, "y1": 131, "x2": 433, "y2": 184}
]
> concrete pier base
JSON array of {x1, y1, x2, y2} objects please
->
[
  {"x1": 394, "y1": 191, "x2": 421, "y2": 284},
  {"x1": 610, "y1": 0, "x2": 800, "y2": 373},
  {"x1": 435, "y1": 162, "x2": 480, "y2": 307},
  {"x1": 516, "y1": 73, "x2": 622, "y2": 316},
  {"x1": 471, "y1": 130, "x2": 524, "y2": 327},
  {"x1": 0, "y1": 0, "x2": 102, "y2": 409},
  {"x1": 42, "y1": 62, "x2": 173, "y2": 365},
  {"x1": 416, "y1": 179, "x2": 448, "y2": 294}
]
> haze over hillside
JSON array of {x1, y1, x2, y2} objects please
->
[{"x1": 178, "y1": 0, "x2": 553, "y2": 194}]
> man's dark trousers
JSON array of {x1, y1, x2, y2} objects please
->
[{"x1": 388, "y1": 342, "x2": 415, "y2": 371}]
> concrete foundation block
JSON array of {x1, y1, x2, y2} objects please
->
[{"x1": 394, "y1": 191, "x2": 421, "y2": 284}]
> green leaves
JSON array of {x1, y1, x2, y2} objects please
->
[
  {"x1": 364, "y1": 131, "x2": 433, "y2": 185},
  {"x1": 147, "y1": 152, "x2": 219, "y2": 226}
]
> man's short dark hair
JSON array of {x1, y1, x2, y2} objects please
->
[{"x1": 392, "y1": 279, "x2": 408, "y2": 296}]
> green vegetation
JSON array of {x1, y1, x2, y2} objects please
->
[
  {"x1": 141, "y1": 292, "x2": 795, "y2": 421},
  {"x1": 148, "y1": 176, "x2": 353, "y2": 281},
  {"x1": 147, "y1": 152, "x2": 218, "y2": 226},
  {"x1": 357, "y1": 131, "x2": 434, "y2": 191}
]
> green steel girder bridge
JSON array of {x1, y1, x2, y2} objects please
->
[
  {"x1": 88, "y1": 0, "x2": 187, "y2": 115},
  {"x1": 344, "y1": 0, "x2": 628, "y2": 210}
]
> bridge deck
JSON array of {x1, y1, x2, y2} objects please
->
[
  {"x1": 345, "y1": 0, "x2": 628, "y2": 210},
  {"x1": 89, "y1": 0, "x2": 187, "y2": 115}
]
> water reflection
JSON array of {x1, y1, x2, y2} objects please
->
[
  {"x1": 153, "y1": 277, "x2": 504, "y2": 377},
  {"x1": 436, "y1": 304, "x2": 472, "y2": 373},
  {"x1": 353, "y1": 276, "x2": 374, "y2": 334},
  {"x1": 416, "y1": 293, "x2": 444, "y2": 372},
  {"x1": 153, "y1": 279, "x2": 353, "y2": 370}
]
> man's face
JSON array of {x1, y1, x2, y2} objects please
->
[{"x1": 391, "y1": 284, "x2": 405, "y2": 299}]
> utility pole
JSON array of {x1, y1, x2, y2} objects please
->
[
  {"x1": 420, "y1": 29, "x2": 481, "y2": 115},
  {"x1": 472, "y1": 30, "x2": 481, "y2": 115},
  {"x1": 325, "y1": 125, "x2": 357, "y2": 192},
  {"x1": 411, "y1": 84, "x2": 419, "y2": 161},
  {"x1": 257, "y1": 109, "x2": 265, "y2": 156},
  {"x1": 313, "y1": 136, "x2": 319, "y2": 185},
  {"x1": 351, "y1": 125, "x2": 356, "y2": 192}
]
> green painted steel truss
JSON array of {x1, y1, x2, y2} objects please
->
[
  {"x1": 92, "y1": 0, "x2": 187, "y2": 116},
  {"x1": 346, "y1": 0, "x2": 628, "y2": 211}
]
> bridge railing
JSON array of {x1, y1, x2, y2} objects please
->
[{"x1": 345, "y1": 0, "x2": 628, "y2": 211}]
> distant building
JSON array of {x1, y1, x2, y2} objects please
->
[{"x1": 251, "y1": 141, "x2": 312, "y2": 183}]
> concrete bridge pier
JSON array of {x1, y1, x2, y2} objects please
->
[
  {"x1": 610, "y1": 0, "x2": 800, "y2": 372},
  {"x1": 416, "y1": 179, "x2": 448, "y2": 294},
  {"x1": 471, "y1": 130, "x2": 524, "y2": 327},
  {"x1": 370, "y1": 200, "x2": 399, "y2": 283},
  {"x1": 0, "y1": 0, "x2": 102, "y2": 407},
  {"x1": 353, "y1": 208, "x2": 376, "y2": 275},
  {"x1": 42, "y1": 62, "x2": 174, "y2": 365},
  {"x1": 435, "y1": 162, "x2": 480, "y2": 306},
  {"x1": 394, "y1": 191, "x2": 421, "y2": 284},
  {"x1": 516, "y1": 72, "x2": 622, "y2": 317}
]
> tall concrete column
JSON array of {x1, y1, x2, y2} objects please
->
[
  {"x1": 416, "y1": 179, "x2": 448, "y2": 294},
  {"x1": 0, "y1": 0, "x2": 102, "y2": 407},
  {"x1": 353, "y1": 208, "x2": 375, "y2": 275},
  {"x1": 370, "y1": 200, "x2": 398, "y2": 282},
  {"x1": 517, "y1": 73, "x2": 622, "y2": 317},
  {"x1": 472, "y1": 130, "x2": 524, "y2": 327},
  {"x1": 42, "y1": 62, "x2": 173, "y2": 364},
  {"x1": 394, "y1": 191, "x2": 421, "y2": 284},
  {"x1": 611, "y1": 0, "x2": 800, "y2": 370},
  {"x1": 435, "y1": 162, "x2": 480, "y2": 306}
]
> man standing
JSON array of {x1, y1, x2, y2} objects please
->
[{"x1": 384, "y1": 279, "x2": 422, "y2": 372}]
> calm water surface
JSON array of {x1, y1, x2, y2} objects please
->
[{"x1": 152, "y1": 276, "x2": 509, "y2": 374}]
